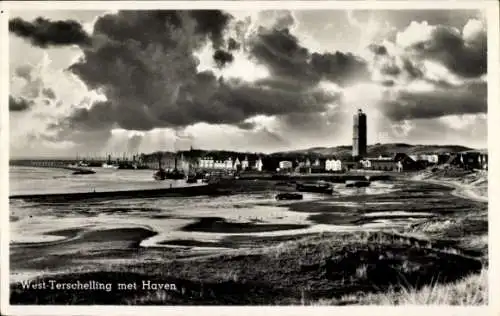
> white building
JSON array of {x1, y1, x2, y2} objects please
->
[
  {"x1": 242, "y1": 156, "x2": 250, "y2": 170},
  {"x1": 199, "y1": 157, "x2": 215, "y2": 169},
  {"x1": 234, "y1": 157, "x2": 241, "y2": 170},
  {"x1": 360, "y1": 159, "x2": 371, "y2": 169},
  {"x1": 279, "y1": 161, "x2": 293, "y2": 170},
  {"x1": 199, "y1": 157, "x2": 235, "y2": 170},
  {"x1": 254, "y1": 157, "x2": 263, "y2": 172},
  {"x1": 409, "y1": 154, "x2": 438, "y2": 164},
  {"x1": 214, "y1": 160, "x2": 226, "y2": 169},
  {"x1": 396, "y1": 161, "x2": 403, "y2": 172},
  {"x1": 225, "y1": 157, "x2": 233, "y2": 170},
  {"x1": 325, "y1": 158, "x2": 342, "y2": 172}
]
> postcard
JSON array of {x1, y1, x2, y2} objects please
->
[{"x1": 1, "y1": 1, "x2": 498, "y2": 315}]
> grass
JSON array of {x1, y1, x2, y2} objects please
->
[
  {"x1": 10, "y1": 230, "x2": 486, "y2": 305},
  {"x1": 313, "y1": 268, "x2": 488, "y2": 305}
]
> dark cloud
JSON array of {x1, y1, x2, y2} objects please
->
[
  {"x1": 228, "y1": 37, "x2": 240, "y2": 51},
  {"x1": 42, "y1": 88, "x2": 56, "y2": 100},
  {"x1": 401, "y1": 58, "x2": 424, "y2": 79},
  {"x1": 250, "y1": 27, "x2": 315, "y2": 84},
  {"x1": 236, "y1": 121, "x2": 257, "y2": 130},
  {"x1": 213, "y1": 50, "x2": 234, "y2": 68},
  {"x1": 9, "y1": 96, "x2": 34, "y2": 112},
  {"x1": 368, "y1": 44, "x2": 388, "y2": 55},
  {"x1": 310, "y1": 52, "x2": 371, "y2": 86},
  {"x1": 189, "y1": 10, "x2": 233, "y2": 49},
  {"x1": 403, "y1": 23, "x2": 486, "y2": 78},
  {"x1": 249, "y1": 27, "x2": 370, "y2": 87},
  {"x1": 384, "y1": 81, "x2": 486, "y2": 121},
  {"x1": 9, "y1": 17, "x2": 91, "y2": 48},
  {"x1": 50, "y1": 10, "x2": 339, "y2": 136}
]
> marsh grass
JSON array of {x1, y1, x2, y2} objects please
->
[{"x1": 309, "y1": 268, "x2": 488, "y2": 305}]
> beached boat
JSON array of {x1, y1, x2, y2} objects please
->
[
  {"x1": 275, "y1": 193, "x2": 303, "y2": 200},
  {"x1": 345, "y1": 180, "x2": 371, "y2": 188},
  {"x1": 296, "y1": 182, "x2": 333, "y2": 194},
  {"x1": 72, "y1": 169, "x2": 96, "y2": 175},
  {"x1": 186, "y1": 174, "x2": 198, "y2": 183},
  {"x1": 153, "y1": 168, "x2": 168, "y2": 180},
  {"x1": 117, "y1": 162, "x2": 137, "y2": 170}
]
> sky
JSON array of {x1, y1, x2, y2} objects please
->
[{"x1": 8, "y1": 8, "x2": 488, "y2": 158}]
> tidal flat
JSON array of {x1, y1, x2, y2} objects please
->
[{"x1": 9, "y1": 175, "x2": 488, "y2": 305}]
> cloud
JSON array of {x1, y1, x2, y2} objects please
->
[
  {"x1": 9, "y1": 10, "x2": 488, "y2": 156},
  {"x1": 248, "y1": 27, "x2": 370, "y2": 87},
  {"x1": 213, "y1": 49, "x2": 234, "y2": 67},
  {"x1": 14, "y1": 64, "x2": 33, "y2": 81},
  {"x1": 9, "y1": 96, "x2": 34, "y2": 112},
  {"x1": 383, "y1": 81, "x2": 486, "y2": 121},
  {"x1": 228, "y1": 38, "x2": 240, "y2": 50},
  {"x1": 45, "y1": 10, "x2": 341, "y2": 137},
  {"x1": 396, "y1": 20, "x2": 486, "y2": 78},
  {"x1": 189, "y1": 10, "x2": 233, "y2": 49},
  {"x1": 9, "y1": 17, "x2": 92, "y2": 48},
  {"x1": 42, "y1": 87, "x2": 56, "y2": 99}
]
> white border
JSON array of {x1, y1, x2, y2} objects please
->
[{"x1": 1, "y1": 1, "x2": 499, "y2": 316}]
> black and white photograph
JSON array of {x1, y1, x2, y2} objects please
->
[{"x1": 1, "y1": 0, "x2": 498, "y2": 313}]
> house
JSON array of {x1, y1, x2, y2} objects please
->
[
  {"x1": 393, "y1": 153, "x2": 421, "y2": 170},
  {"x1": 311, "y1": 158, "x2": 327, "y2": 173},
  {"x1": 242, "y1": 156, "x2": 250, "y2": 170},
  {"x1": 361, "y1": 153, "x2": 419, "y2": 171},
  {"x1": 254, "y1": 157, "x2": 263, "y2": 172},
  {"x1": 198, "y1": 156, "x2": 237, "y2": 171},
  {"x1": 199, "y1": 157, "x2": 215, "y2": 169},
  {"x1": 460, "y1": 151, "x2": 487, "y2": 170},
  {"x1": 234, "y1": 157, "x2": 241, "y2": 171},
  {"x1": 479, "y1": 153, "x2": 488, "y2": 169},
  {"x1": 365, "y1": 157, "x2": 395, "y2": 171},
  {"x1": 278, "y1": 160, "x2": 293, "y2": 172},
  {"x1": 325, "y1": 158, "x2": 342, "y2": 172}
]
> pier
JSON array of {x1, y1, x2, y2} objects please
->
[{"x1": 10, "y1": 159, "x2": 106, "y2": 168}]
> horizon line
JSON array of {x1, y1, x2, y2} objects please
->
[{"x1": 9, "y1": 142, "x2": 487, "y2": 160}]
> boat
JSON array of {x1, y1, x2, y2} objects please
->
[
  {"x1": 117, "y1": 162, "x2": 137, "y2": 170},
  {"x1": 345, "y1": 180, "x2": 371, "y2": 188},
  {"x1": 69, "y1": 161, "x2": 90, "y2": 168},
  {"x1": 154, "y1": 168, "x2": 168, "y2": 180},
  {"x1": 72, "y1": 169, "x2": 96, "y2": 175},
  {"x1": 296, "y1": 182, "x2": 333, "y2": 194},
  {"x1": 186, "y1": 174, "x2": 198, "y2": 183},
  {"x1": 154, "y1": 168, "x2": 185, "y2": 180},
  {"x1": 275, "y1": 193, "x2": 303, "y2": 200}
]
